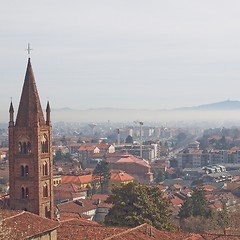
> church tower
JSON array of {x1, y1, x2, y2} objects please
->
[{"x1": 8, "y1": 58, "x2": 54, "y2": 219}]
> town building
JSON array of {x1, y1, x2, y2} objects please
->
[{"x1": 177, "y1": 149, "x2": 209, "y2": 169}]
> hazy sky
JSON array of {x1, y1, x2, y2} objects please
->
[{"x1": 1, "y1": 0, "x2": 240, "y2": 114}]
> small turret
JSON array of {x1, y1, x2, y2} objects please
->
[
  {"x1": 9, "y1": 101, "x2": 14, "y2": 127},
  {"x1": 46, "y1": 101, "x2": 51, "y2": 126}
]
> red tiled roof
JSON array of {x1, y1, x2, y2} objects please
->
[
  {"x1": 97, "y1": 143, "x2": 112, "y2": 149},
  {"x1": 57, "y1": 219, "x2": 210, "y2": 240},
  {"x1": 113, "y1": 155, "x2": 150, "y2": 168},
  {"x1": 110, "y1": 172, "x2": 134, "y2": 181},
  {"x1": 57, "y1": 199, "x2": 97, "y2": 215},
  {"x1": 172, "y1": 184, "x2": 182, "y2": 189},
  {"x1": 79, "y1": 146, "x2": 98, "y2": 151},
  {"x1": 0, "y1": 210, "x2": 59, "y2": 240},
  {"x1": 57, "y1": 221, "x2": 126, "y2": 240},
  {"x1": 202, "y1": 185, "x2": 216, "y2": 192},
  {"x1": 54, "y1": 190, "x2": 85, "y2": 201},
  {"x1": 171, "y1": 196, "x2": 184, "y2": 206},
  {"x1": 61, "y1": 174, "x2": 93, "y2": 184},
  {"x1": 54, "y1": 182, "x2": 87, "y2": 192},
  {"x1": 60, "y1": 218, "x2": 99, "y2": 226},
  {"x1": 91, "y1": 194, "x2": 109, "y2": 202}
]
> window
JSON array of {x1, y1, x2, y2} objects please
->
[
  {"x1": 27, "y1": 142, "x2": 31, "y2": 153},
  {"x1": 21, "y1": 165, "x2": 29, "y2": 177},
  {"x1": 43, "y1": 183, "x2": 48, "y2": 197},
  {"x1": 25, "y1": 165, "x2": 29, "y2": 176},
  {"x1": 45, "y1": 206, "x2": 48, "y2": 218},
  {"x1": 23, "y1": 142, "x2": 27, "y2": 154},
  {"x1": 41, "y1": 134, "x2": 49, "y2": 153},
  {"x1": 21, "y1": 187, "x2": 29, "y2": 199},
  {"x1": 19, "y1": 142, "x2": 22, "y2": 153},
  {"x1": 18, "y1": 141, "x2": 31, "y2": 154},
  {"x1": 26, "y1": 188, "x2": 29, "y2": 198},
  {"x1": 21, "y1": 187, "x2": 25, "y2": 198},
  {"x1": 21, "y1": 165, "x2": 25, "y2": 177},
  {"x1": 43, "y1": 162, "x2": 48, "y2": 176}
]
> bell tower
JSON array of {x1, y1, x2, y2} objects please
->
[{"x1": 8, "y1": 58, "x2": 54, "y2": 219}]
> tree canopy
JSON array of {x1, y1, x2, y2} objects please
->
[
  {"x1": 179, "y1": 186, "x2": 210, "y2": 219},
  {"x1": 93, "y1": 159, "x2": 110, "y2": 194},
  {"x1": 104, "y1": 182, "x2": 174, "y2": 231}
]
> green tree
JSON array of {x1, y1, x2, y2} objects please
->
[
  {"x1": 155, "y1": 169, "x2": 165, "y2": 183},
  {"x1": 53, "y1": 150, "x2": 63, "y2": 161},
  {"x1": 93, "y1": 160, "x2": 110, "y2": 194},
  {"x1": 215, "y1": 202, "x2": 230, "y2": 229},
  {"x1": 179, "y1": 186, "x2": 210, "y2": 219},
  {"x1": 105, "y1": 182, "x2": 174, "y2": 231}
]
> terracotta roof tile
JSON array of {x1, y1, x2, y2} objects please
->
[
  {"x1": 61, "y1": 174, "x2": 93, "y2": 184},
  {"x1": 110, "y1": 172, "x2": 134, "y2": 181},
  {"x1": 0, "y1": 210, "x2": 59, "y2": 240},
  {"x1": 57, "y1": 199, "x2": 97, "y2": 216}
]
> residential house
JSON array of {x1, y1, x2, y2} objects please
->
[
  {"x1": 54, "y1": 182, "x2": 88, "y2": 205},
  {"x1": 53, "y1": 175, "x2": 62, "y2": 186},
  {"x1": 109, "y1": 170, "x2": 134, "y2": 191},
  {"x1": 78, "y1": 144, "x2": 100, "y2": 169},
  {"x1": 57, "y1": 199, "x2": 97, "y2": 220},
  {"x1": 61, "y1": 174, "x2": 93, "y2": 188},
  {"x1": 97, "y1": 143, "x2": 115, "y2": 153}
]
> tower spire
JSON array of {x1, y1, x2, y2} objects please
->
[{"x1": 15, "y1": 58, "x2": 45, "y2": 127}]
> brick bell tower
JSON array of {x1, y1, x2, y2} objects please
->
[{"x1": 8, "y1": 58, "x2": 54, "y2": 219}]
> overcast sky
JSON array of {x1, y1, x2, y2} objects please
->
[{"x1": 1, "y1": 0, "x2": 240, "y2": 114}]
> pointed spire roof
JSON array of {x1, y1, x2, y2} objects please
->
[
  {"x1": 46, "y1": 101, "x2": 51, "y2": 112},
  {"x1": 15, "y1": 58, "x2": 45, "y2": 127},
  {"x1": 9, "y1": 101, "x2": 14, "y2": 113}
]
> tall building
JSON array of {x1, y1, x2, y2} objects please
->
[{"x1": 8, "y1": 58, "x2": 54, "y2": 219}]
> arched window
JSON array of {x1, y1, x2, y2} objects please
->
[
  {"x1": 43, "y1": 162, "x2": 48, "y2": 176},
  {"x1": 23, "y1": 142, "x2": 27, "y2": 154},
  {"x1": 25, "y1": 187, "x2": 29, "y2": 198},
  {"x1": 19, "y1": 142, "x2": 22, "y2": 153},
  {"x1": 45, "y1": 206, "x2": 48, "y2": 217},
  {"x1": 21, "y1": 165, "x2": 25, "y2": 177},
  {"x1": 21, "y1": 165, "x2": 29, "y2": 177},
  {"x1": 44, "y1": 163, "x2": 48, "y2": 176},
  {"x1": 45, "y1": 141, "x2": 49, "y2": 153},
  {"x1": 43, "y1": 183, "x2": 48, "y2": 197},
  {"x1": 27, "y1": 142, "x2": 31, "y2": 153},
  {"x1": 41, "y1": 142, "x2": 44, "y2": 153},
  {"x1": 21, "y1": 187, "x2": 29, "y2": 199},
  {"x1": 21, "y1": 187, "x2": 25, "y2": 198},
  {"x1": 41, "y1": 134, "x2": 49, "y2": 153},
  {"x1": 25, "y1": 165, "x2": 29, "y2": 176}
]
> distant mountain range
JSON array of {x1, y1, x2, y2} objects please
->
[
  {"x1": 53, "y1": 100, "x2": 240, "y2": 112},
  {"x1": 173, "y1": 100, "x2": 240, "y2": 111},
  {"x1": 48, "y1": 100, "x2": 240, "y2": 123}
]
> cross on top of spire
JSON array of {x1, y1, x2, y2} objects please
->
[{"x1": 26, "y1": 43, "x2": 33, "y2": 56}]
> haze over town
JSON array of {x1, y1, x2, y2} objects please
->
[{"x1": 2, "y1": 1, "x2": 240, "y2": 124}]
